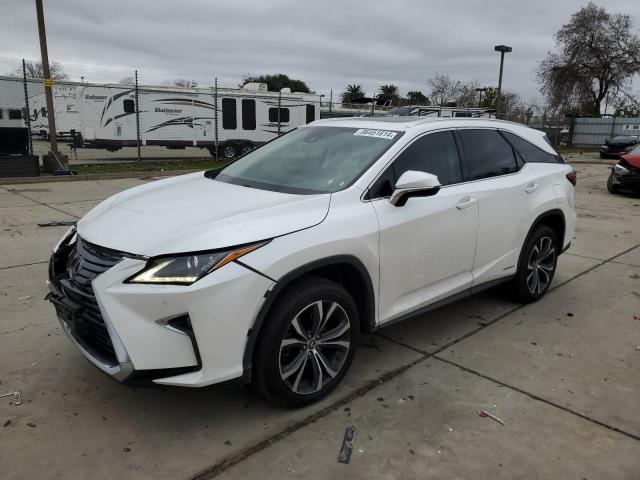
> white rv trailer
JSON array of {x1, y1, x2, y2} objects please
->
[
  {"x1": 0, "y1": 77, "x2": 321, "y2": 158},
  {"x1": 73, "y1": 82, "x2": 320, "y2": 158},
  {"x1": 0, "y1": 76, "x2": 81, "y2": 138}
]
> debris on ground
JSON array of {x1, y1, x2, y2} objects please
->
[
  {"x1": 338, "y1": 426, "x2": 357, "y2": 464},
  {"x1": 224, "y1": 440, "x2": 232, "y2": 446},
  {"x1": 37, "y1": 220, "x2": 76, "y2": 227},
  {"x1": 478, "y1": 410, "x2": 505, "y2": 425},
  {"x1": 17, "y1": 295, "x2": 32, "y2": 301},
  {"x1": 0, "y1": 391, "x2": 22, "y2": 405},
  {"x1": 26, "y1": 422, "x2": 36, "y2": 428},
  {"x1": 123, "y1": 447, "x2": 131, "y2": 453},
  {"x1": 4, "y1": 419, "x2": 11, "y2": 427}
]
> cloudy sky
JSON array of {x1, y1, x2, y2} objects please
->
[{"x1": 1, "y1": 0, "x2": 639, "y2": 101}]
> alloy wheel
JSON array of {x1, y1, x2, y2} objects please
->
[
  {"x1": 279, "y1": 300, "x2": 351, "y2": 395},
  {"x1": 223, "y1": 146, "x2": 236, "y2": 158},
  {"x1": 526, "y1": 236, "x2": 556, "y2": 295}
]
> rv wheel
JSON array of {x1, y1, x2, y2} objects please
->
[
  {"x1": 241, "y1": 143, "x2": 254, "y2": 155},
  {"x1": 222, "y1": 144, "x2": 238, "y2": 159}
]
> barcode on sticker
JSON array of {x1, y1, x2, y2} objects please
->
[{"x1": 354, "y1": 129, "x2": 397, "y2": 139}]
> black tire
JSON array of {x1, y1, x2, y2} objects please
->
[
  {"x1": 221, "y1": 143, "x2": 238, "y2": 159},
  {"x1": 599, "y1": 153, "x2": 607, "y2": 159},
  {"x1": 252, "y1": 276, "x2": 359, "y2": 407},
  {"x1": 240, "y1": 143, "x2": 254, "y2": 156},
  {"x1": 510, "y1": 225, "x2": 558, "y2": 303},
  {"x1": 607, "y1": 174, "x2": 619, "y2": 194}
]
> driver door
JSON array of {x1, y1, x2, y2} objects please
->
[{"x1": 369, "y1": 130, "x2": 479, "y2": 323}]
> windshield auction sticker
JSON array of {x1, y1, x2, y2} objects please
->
[{"x1": 354, "y1": 129, "x2": 398, "y2": 139}]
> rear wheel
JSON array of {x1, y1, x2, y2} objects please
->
[
  {"x1": 240, "y1": 143, "x2": 254, "y2": 156},
  {"x1": 607, "y1": 174, "x2": 619, "y2": 194},
  {"x1": 510, "y1": 225, "x2": 558, "y2": 303},
  {"x1": 252, "y1": 276, "x2": 359, "y2": 407}
]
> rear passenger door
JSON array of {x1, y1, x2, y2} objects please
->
[{"x1": 457, "y1": 128, "x2": 539, "y2": 285}]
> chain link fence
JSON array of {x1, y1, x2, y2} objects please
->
[{"x1": 4, "y1": 69, "x2": 626, "y2": 172}]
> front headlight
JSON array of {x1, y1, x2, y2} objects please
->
[
  {"x1": 127, "y1": 241, "x2": 268, "y2": 285},
  {"x1": 614, "y1": 164, "x2": 630, "y2": 176}
]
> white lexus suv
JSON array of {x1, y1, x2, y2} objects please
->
[{"x1": 48, "y1": 117, "x2": 576, "y2": 406}]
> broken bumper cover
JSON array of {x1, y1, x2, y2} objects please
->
[{"x1": 48, "y1": 234, "x2": 275, "y2": 387}]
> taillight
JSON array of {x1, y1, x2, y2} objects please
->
[{"x1": 566, "y1": 170, "x2": 577, "y2": 186}]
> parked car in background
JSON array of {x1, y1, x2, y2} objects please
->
[
  {"x1": 607, "y1": 143, "x2": 640, "y2": 194},
  {"x1": 47, "y1": 117, "x2": 576, "y2": 406},
  {"x1": 599, "y1": 134, "x2": 640, "y2": 159}
]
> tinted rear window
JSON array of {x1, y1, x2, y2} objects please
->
[
  {"x1": 501, "y1": 131, "x2": 562, "y2": 164},
  {"x1": 459, "y1": 129, "x2": 518, "y2": 180}
]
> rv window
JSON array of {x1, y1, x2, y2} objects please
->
[
  {"x1": 123, "y1": 99, "x2": 135, "y2": 114},
  {"x1": 222, "y1": 98, "x2": 237, "y2": 129},
  {"x1": 242, "y1": 99, "x2": 256, "y2": 130},
  {"x1": 306, "y1": 105, "x2": 315, "y2": 124},
  {"x1": 9, "y1": 109, "x2": 22, "y2": 120},
  {"x1": 41, "y1": 107, "x2": 47, "y2": 118},
  {"x1": 0, "y1": 109, "x2": 3, "y2": 119},
  {"x1": 268, "y1": 107, "x2": 290, "y2": 123}
]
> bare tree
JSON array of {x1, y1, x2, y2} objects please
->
[
  {"x1": 537, "y1": 2, "x2": 640, "y2": 116},
  {"x1": 173, "y1": 78, "x2": 198, "y2": 88},
  {"x1": 427, "y1": 74, "x2": 461, "y2": 105},
  {"x1": 10, "y1": 60, "x2": 68, "y2": 80}
]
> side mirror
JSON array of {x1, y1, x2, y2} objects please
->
[{"x1": 389, "y1": 170, "x2": 441, "y2": 207}]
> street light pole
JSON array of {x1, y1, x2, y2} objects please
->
[
  {"x1": 494, "y1": 45, "x2": 512, "y2": 118},
  {"x1": 35, "y1": 0, "x2": 60, "y2": 158}
]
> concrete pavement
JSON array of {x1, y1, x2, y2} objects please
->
[{"x1": 0, "y1": 164, "x2": 639, "y2": 479}]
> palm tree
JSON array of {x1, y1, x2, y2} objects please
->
[
  {"x1": 377, "y1": 84, "x2": 400, "y2": 106},
  {"x1": 341, "y1": 84, "x2": 364, "y2": 104}
]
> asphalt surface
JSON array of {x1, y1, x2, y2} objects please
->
[{"x1": 0, "y1": 163, "x2": 639, "y2": 479}]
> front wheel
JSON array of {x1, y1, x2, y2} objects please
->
[
  {"x1": 510, "y1": 225, "x2": 558, "y2": 303},
  {"x1": 607, "y1": 174, "x2": 619, "y2": 194},
  {"x1": 252, "y1": 276, "x2": 359, "y2": 407},
  {"x1": 221, "y1": 143, "x2": 238, "y2": 159}
]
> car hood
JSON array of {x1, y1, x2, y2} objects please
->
[
  {"x1": 621, "y1": 154, "x2": 640, "y2": 170},
  {"x1": 77, "y1": 172, "x2": 331, "y2": 256}
]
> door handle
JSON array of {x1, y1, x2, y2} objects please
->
[
  {"x1": 525, "y1": 183, "x2": 539, "y2": 193},
  {"x1": 456, "y1": 197, "x2": 477, "y2": 210}
]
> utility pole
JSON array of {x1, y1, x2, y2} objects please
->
[
  {"x1": 35, "y1": 0, "x2": 63, "y2": 166},
  {"x1": 494, "y1": 45, "x2": 512, "y2": 119}
]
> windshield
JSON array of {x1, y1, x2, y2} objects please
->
[{"x1": 215, "y1": 126, "x2": 403, "y2": 194}]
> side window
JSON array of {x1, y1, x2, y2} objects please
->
[
  {"x1": 459, "y1": 129, "x2": 518, "y2": 180},
  {"x1": 222, "y1": 98, "x2": 236, "y2": 130},
  {"x1": 242, "y1": 99, "x2": 256, "y2": 130},
  {"x1": 367, "y1": 131, "x2": 462, "y2": 199},
  {"x1": 268, "y1": 107, "x2": 290, "y2": 123},
  {"x1": 9, "y1": 109, "x2": 22, "y2": 120},
  {"x1": 123, "y1": 99, "x2": 135, "y2": 114},
  {"x1": 306, "y1": 104, "x2": 316, "y2": 124},
  {"x1": 392, "y1": 131, "x2": 462, "y2": 185},
  {"x1": 501, "y1": 131, "x2": 562, "y2": 164}
]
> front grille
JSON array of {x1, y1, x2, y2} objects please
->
[{"x1": 51, "y1": 236, "x2": 125, "y2": 365}]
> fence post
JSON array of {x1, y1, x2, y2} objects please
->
[
  {"x1": 610, "y1": 115, "x2": 616, "y2": 138},
  {"x1": 329, "y1": 89, "x2": 332, "y2": 118},
  {"x1": 22, "y1": 59, "x2": 33, "y2": 156},
  {"x1": 567, "y1": 114, "x2": 575, "y2": 146},
  {"x1": 135, "y1": 70, "x2": 141, "y2": 162},
  {"x1": 278, "y1": 90, "x2": 282, "y2": 136},
  {"x1": 214, "y1": 77, "x2": 218, "y2": 160}
]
